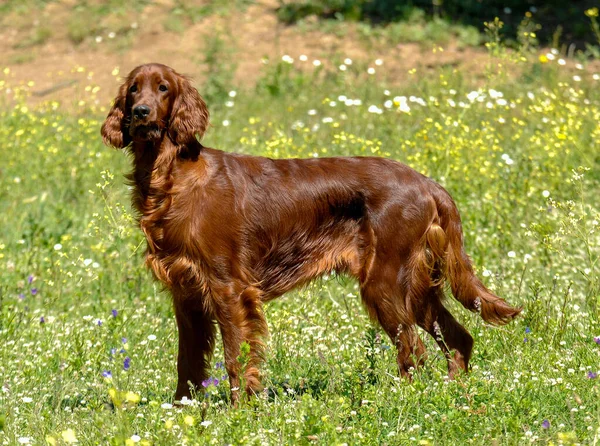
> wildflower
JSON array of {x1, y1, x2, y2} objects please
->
[
  {"x1": 215, "y1": 361, "x2": 224, "y2": 370},
  {"x1": 22, "y1": 396, "x2": 33, "y2": 403},
  {"x1": 539, "y1": 55, "x2": 548, "y2": 64},
  {"x1": 184, "y1": 415, "x2": 195, "y2": 426},
  {"x1": 61, "y1": 429, "x2": 78, "y2": 444},
  {"x1": 40, "y1": 316, "x2": 45, "y2": 324},
  {"x1": 587, "y1": 371, "x2": 597, "y2": 379},
  {"x1": 102, "y1": 370, "x2": 112, "y2": 379},
  {"x1": 585, "y1": 7, "x2": 598, "y2": 17},
  {"x1": 200, "y1": 420, "x2": 213, "y2": 427},
  {"x1": 542, "y1": 419, "x2": 550, "y2": 429},
  {"x1": 27, "y1": 275, "x2": 34, "y2": 284},
  {"x1": 17, "y1": 438, "x2": 31, "y2": 444},
  {"x1": 594, "y1": 336, "x2": 600, "y2": 345},
  {"x1": 31, "y1": 288, "x2": 38, "y2": 295},
  {"x1": 147, "y1": 334, "x2": 156, "y2": 341},
  {"x1": 96, "y1": 319, "x2": 103, "y2": 326},
  {"x1": 111, "y1": 309, "x2": 118, "y2": 318},
  {"x1": 123, "y1": 356, "x2": 131, "y2": 371},
  {"x1": 507, "y1": 251, "x2": 516, "y2": 258},
  {"x1": 54, "y1": 243, "x2": 62, "y2": 251},
  {"x1": 165, "y1": 419, "x2": 174, "y2": 429},
  {"x1": 125, "y1": 391, "x2": 141, "y2": 403},
  {"x1": 525, "y1": 327, "x2": 531, "y2": 334}
]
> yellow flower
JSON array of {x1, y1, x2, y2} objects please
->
[
  {"x1": 165, "y1": 419, "x2": 174, "y2": 429},
  {"x1": 184, "y1": 415, "x2": 195, "y2": 426},
  {"x1": 539, "y1": 55, "x2": 548, "y2": 64},
  {"x1": 45, "y1": 436, "x2": 57, "y2": 445},
  {"x1": 125, "y1": 391, "x2": 141, "y2": 404},
  {"x1": 61, "y1": 429, "x2": 78, "y2": 444},
  {"x1": 585, "y1": 7, "x2": 598, "y2": 17}
]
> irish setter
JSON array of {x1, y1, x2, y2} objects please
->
[{"x1": 101, "y1": 63, "x2": 521, "y2": 403}]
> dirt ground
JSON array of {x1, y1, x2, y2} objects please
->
[{"x1": 0, "y1": 0, "x2": 583, "y2": 107}]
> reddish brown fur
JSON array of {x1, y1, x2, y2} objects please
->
[{"x1": 101, "y1": 63, "x2": 521, "y2": 403}]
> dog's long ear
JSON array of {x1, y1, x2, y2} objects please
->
[
  {"x1": 169, "y1": 75, "x2": 210, "y2": 146},
  {"x1": 101, "y1": 82, "x2": 130, "y2": 149}
]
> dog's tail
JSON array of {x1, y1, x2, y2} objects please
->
[{"x1": 421, "y1": 182, "x2": 521, "y2": 325}]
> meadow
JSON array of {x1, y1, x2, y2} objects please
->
[{"x1": 1, "y1": 39, "x2": 600, "y2": 445}]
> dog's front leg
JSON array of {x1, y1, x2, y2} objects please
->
[{"x1": 173, "y1": 298, "x2": 217, "y2": 401}]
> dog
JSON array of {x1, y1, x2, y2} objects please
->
[{"x1": 101, "y1": 63, "x2": 521, "y2": 402}]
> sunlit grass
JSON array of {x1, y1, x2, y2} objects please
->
[{"x1": 0, "y1": 49, "x2": 599, "y2": 445}]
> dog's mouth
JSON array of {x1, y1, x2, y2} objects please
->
[{"x1": 130, "y1": 123, "x2": 163, "y2": 141}]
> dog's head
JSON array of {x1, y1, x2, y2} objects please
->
[{"x1": 101, "y1": 63, "x2": 209, "y2": 149}]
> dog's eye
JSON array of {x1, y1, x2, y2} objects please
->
[
  {"x1": 159, "y1": 85, "x2": 168, "y2": 92},
  {"x1": 129, "y1": 85, "x2": 138, "y2": 93}
]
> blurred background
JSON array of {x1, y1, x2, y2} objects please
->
[{"x1": 1, "y1": 0, "x2": 598, "y2": 107}]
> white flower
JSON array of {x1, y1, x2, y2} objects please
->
[
  {"x1": 573, "y1": 75, "x2": 581, "y2": 82},
  {"x1": 558, "y1": 59, "x2": 566, "y2": 66},
  {"x1": 542, "y1": 190, "x2": 550, "y2": 198},
  {"x1": 367, "y1": 67, "x2": 375, "y2": 74},
  {"x1": 23, "y1": 396, "x2": 33, "y2": 403},
  {"x1": 313, "y1": 59, "x2": 321, "y2": 67},
  {"x1": 18, "y1": 438, "x2": 31, "y2": 445},
  {"x1": 339, "y1": 64, "x2": 347, "y2": 71},
  {"x1": 54, "y1": 243, "x2": 62, "y2": 251},
  {"x1": 222, "y1": 120, "x2": 230, "y2": 126},
  {"x1": 161, "y1": 403, "x2": 173, "y2": 409},
  {"x1": 83, "y1": 258, "x2": 93, "y2": 267},
  {"x1": 299, "y1": 54, "x2": 308, "y2": 61},
  {"x1": 130, "y1": 435, "x2": 141, "y2": 443},
  {"x1": 200, "y1": 420, "x2": 213, "y2": 427},
  {"x1": 375, "y1": 59, "x2": 383, "y2": 66},
  {"x1": 367, "y1": 105, "x2": 383, "y2": 114},
  {"x1": 281, "y1": 55, "x2": 294, "y2": 64},
  {"x1": 344, "y1": 58, "x2": 352, "y2": 65},
  {"x1": 148, "y1": 334, "x2": 157, "y2": 341},
  {"x1": 507, "y1": 251, "x2": 516, "y2": 258}
]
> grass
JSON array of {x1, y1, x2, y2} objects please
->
[{"x1": 1, "y1": 47, "x2": 600, "y2": 445}]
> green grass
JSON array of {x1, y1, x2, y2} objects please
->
[{"x1": 0, "y1": 51, "x2": 599, "y2": 445}]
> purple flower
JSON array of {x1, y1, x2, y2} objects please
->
[
  {"x1": 212, "y1": 377, "x2": 219, "y2": 386},
  {"x1": 587, "y1": 371, "x2": 598, "y2": 379},
  {"x1": 524, "y1": 337, "x2": 528, "y2": 343},
  {"x1": 31, "y1": 288, "x2": 38, "y2": 296},
  {"x1": 111, "y1": 309, "x2": 118, "y2": 318},
  {"x1": 96, "y1": 319, "x2": 102, "y2": 326},
  {"x1": 594, "y1": 336, "x2": 600, "y2": 345},
  {"x1": 40, "y1": 316, "x2": 45, "y2": 324},
  {"x1": 542, "y1": 419, "x2": 550, "y2": 429},
  {"x1": 28, "y1": 275, "x2": 34, "y2": 284},
  {"x1": 110, "y1": 348, "x2": 116, "y2": 357},
  {"x1": 122, "y1": 337, "x2": 127, "y2": 344},
  {"x1": 102, "y1": 370, "x2": 112, "y2": 378},
  {"x1": 123, "y1": 357, "x2": 131, "y2": 371},
  {"x1": 18, "y1": 293, "x2": 25, "y2": 300},
  {"x1": 525, "y1": 327, "x2": 531, "y2": 334},
  {"x1": 215, "y1": 362, "x2": 224, "y2": 370},
  {"x1": 222, "y1": 374, "x2": 228, "y2": 381},
  {"x1": 201, "y1": 379, "x2": 211, "y2": 388}
]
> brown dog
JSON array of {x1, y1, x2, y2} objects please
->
[{"x1": 101, "y1": 63, "x2": 521, "y2": 402}]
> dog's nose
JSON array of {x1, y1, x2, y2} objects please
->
[{"x1": 133, "y1": 105, "x2": 151, "y2": 119}]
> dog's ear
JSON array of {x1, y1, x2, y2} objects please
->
[
  {"x1": 101, "y1": 82, "x2": 131, "y2": 149},
  {"x1": 169, "y1": 75, "x2": 210, "y2": 145}
]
